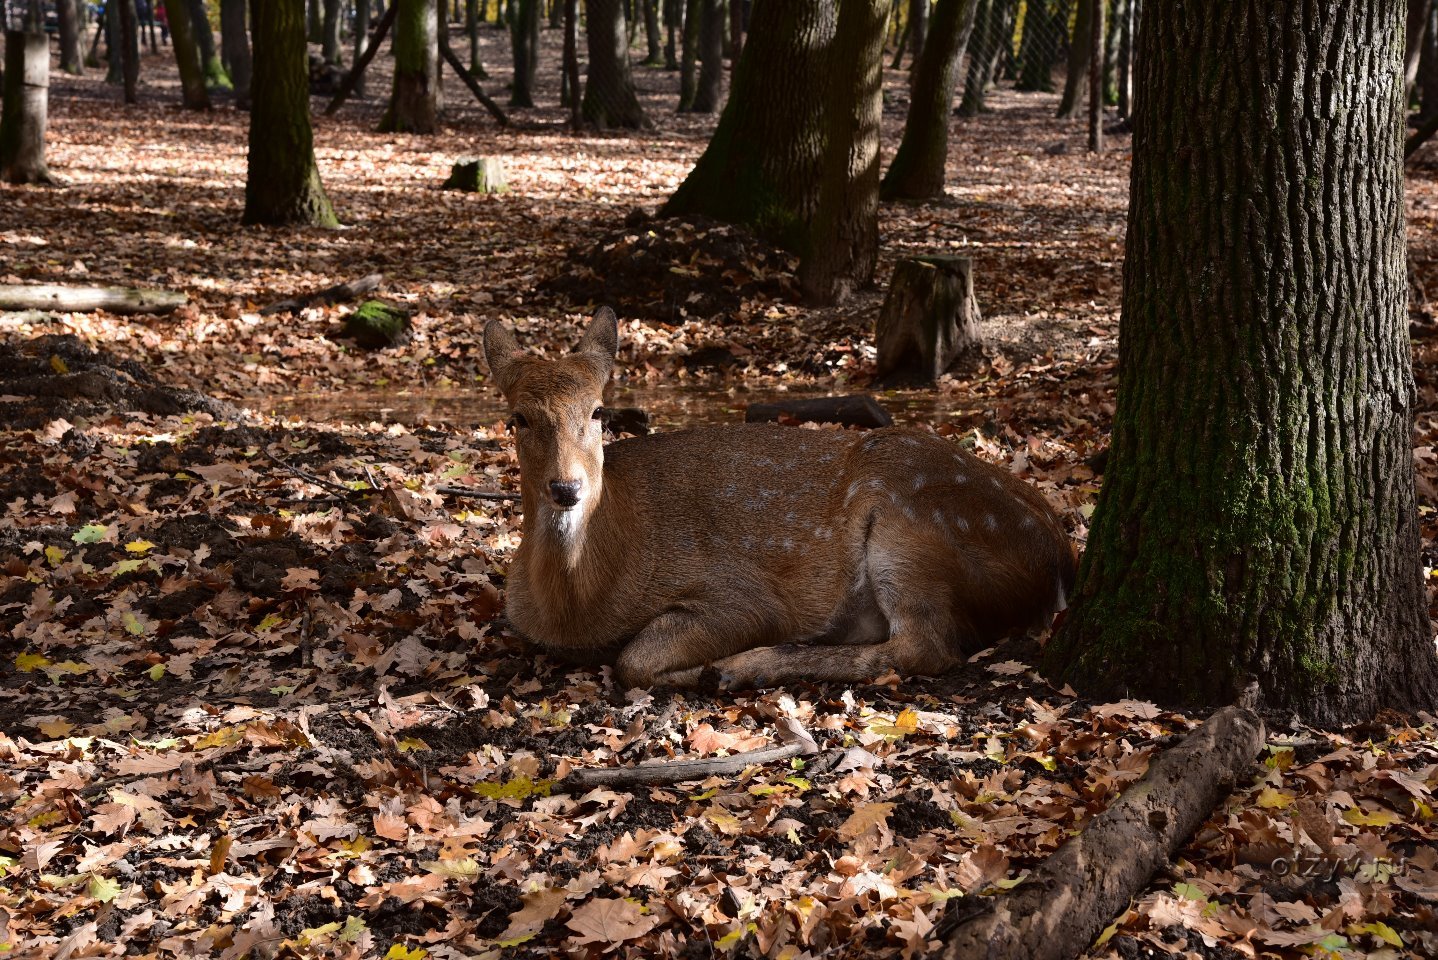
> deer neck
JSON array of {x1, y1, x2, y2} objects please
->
[{"x1": 521, "y1": 474, "x2": 607, "y2": 572}]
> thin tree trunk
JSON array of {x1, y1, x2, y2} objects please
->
[
  {"x1": 165, "y1": 0, "x2": 213, "y2": 108},
  {"x1": 322, "y1": 0, "x2": 343, "y2": 62},
  {"x1": 957, "y1": 0, "x2": 1012, "y2": 115},
  {"x1": 465, "y1": 0, "x2": 487, "y2": 75},
  {"x1": 663, "y1": 0, "x2": 835, "y2": 250},
  {"x1": 1016, "y1": 0, "x2": 1060, "y2": 92},
  {"x1": 1056, "y1": 0, "x2": 1092, "y2": 117},
  {"x1": 221, "y1": 0, "x2": 253, "y2": 102},
  {"x1": 118, "y1": 0, "x2": 140, "y2": 102},
  {"x1": 1407, "y1": 0, "x2": 1432, "y2": 97},
  {"x1": 1086, "y1": 0, "x2": 1102, "y2": 150},
  {"x1": 678, "y1": 0, "x2": 700, "y2": 109},
  {"x1": 354, "y1": 0, "x2": 371, "y2": 94},
  {"x1": 308, "y1": 0, "x2": 322, "y2": 39},
  {"x1": 1116, "y1": 0, "x2": 1134, "y2": 117},
  {"x1": 663, "y1": 0, "x2": 680, "y2": 68},
  {"x1": 729, "y1": 0, "x2": 743, "y2": 65},
  {"x1": 881, "y1": 0, "x2": 978, "y2": 200},
  {"x1": 797, "y1": 0, "x2": 889, "y2": 304},
  {"x1": 509, "y1": 0, "x2": 538, "y2": 104},
  {"x1": 105, "y1": 0, "x2": 124, "y2": 83},
  {"x1": 563, "y1": 0, "x2": 580, "y2": 123},
  {"x1": 57, "y1": 0, "x2": 84, "y2": 75},
  {"x1": 581, "y1": 0, "x2": 650, "y2": 128},
  {"x1": 1423, "y1": 1, "x2": 1438, "y2": 124},
  {"x1": 690, "y1": 0, "x2": 722, "y2": 112},
  {"x1": 189, "y1": 0, "x2": 234, "y2": 88},
  {"x1": 380, "y1": 0, "x2": 440, "y2": 132},
  {"x1": 1043, "y1": 0, "x2": 1438, "y2": 725},
  {"x1": 641, "y1": 0, "x2": 662, "y2": 64},
  {"x1": 245, "y1": 0, "x2": 339, "y2": 226},
  {"x1": 0, "y1": 31, "x2": 58, "y2": 184}
]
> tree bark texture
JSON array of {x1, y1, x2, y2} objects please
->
[
  {"x1": 0, "y1": 32, "x2": 57, "y2": 184},
  {"x1": 663, "y1": 0, "x2": 680, "y2": 68},
  {"x1": 509, "y1": 0, "x2": 539, "y2": 105},
  {"x1": 105, "y1": 0, "x2": 125, "y2": 84},
  {"x1": 907, "y1": 0, "x2": 927, "y2": 66},
  {"x1": 563, "y1": 0, "x2": 580, "y2": 121},
  {"x1": 797, "y1": 0, "x2": 889, "y2": 304},
  {"x1": 1056, "y1": 0, "x2": 1092, "y2": 118},
  {"x1": 1087, "y1": 0, "x2": 1102, "y2": 151},
  {"x1": 244, "y1": 0, "x2": 339, "y2": 226},
  {"x1": 691, "y1": 0, "x2": 723, "y2": 112},
  {"x1": 221, "y1": 0, "x2": 254, "y2": 101},
  {"x1": 118, "y1": 0, "x2": 140, "y2": 103},
  {"x1": 322, "y1": 0, "x2": 344, "y2": 63},
  {"x1": 380, "y1": 0, "x2": 441, "y2": 132},
  {"x1": 1043, "y1": 0, "x2": 1438, "y2": 726},
  {"x1": 57, "y1": 0, "x2": 84, "y2": 75},
  {"x1": 662, "y1": 0, "x2": 835, "y2": 250},
  {"x1": 164, "y1": 0, "x2": 213, "y2": 108},
  {"x1": 581, "y1": 0, "x2": 649, "y2": 128},
  {"x1": 677, "y1": 0, "x2": 700, "y2": 109},
  {"x1": 881, "y1": 0, "x2": 976, "y2": 200},
  {"x1": 188, "y1": 0, "x2": 233, "y2": 89},
  {"x1": 0, "y1": 284, "x2": 187, "y2": 313}
]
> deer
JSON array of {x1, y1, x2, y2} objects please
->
[{"x1": 482, "y1": 308, "x2": 1076, "y2": 692}]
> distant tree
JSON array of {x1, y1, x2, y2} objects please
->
[
  {"x1": 881, "y1": 0, "x2": 977, "y2": 201},
  {"x1": 322, "y1": 0, "x2": 344, "y2": 64},
  {"x1": 105, "y1": 0, "x2": 125, "y2": 84},
  {"x1": 1043, "y1": 0, "x2": 1438, "y2": 725},
  {"x1": 957, "y1": 0, "x2": 1014, "y2": 116},
  {"x1": 118, "y1": 0, "x2": 141, "y2": 102},
  {"x1": 581, "y1": 0, "x2": 649, "y2": 128},
  {"x1": 57, "y1": 0, "x2": 85, "y2": 75},
  {"x1": 509, "y1": 0, "x2": 539, "y2": 106},
  {"x1": 1056, "y1": 0, "x2": 1093, "y2": 118},
  {"x1": 641, "y1": 0, "x2": 663, "y2": 65},
  {"x1": 188, "y1": 0, "x2": 233, "y2": 89},
  {"x1": 906, "y1": 0, "x2": 928, "y2": 64},
  {"x1": 221, "y1": 0, "x2": 253, "y2": 102},
  {"x1": 797, "y1": 0, "x2": 889, "y2": 304},
  {"x1": 308, "y1": 0, "x2": 323, "y2": 40},
  {"x1": 245, "y1": 0, "x2": 339, "y2": 226},
  {"x1": 690, "y1": 0, "x2": 723, "y2": 112},
  {"x1": 1016, "y1": 0, "x2": 1062, "y2": 92},
  {"x1": 663, "y1": 0, "x2": 681, "y2": 68},
  {"x1": 380, "y1": 0, "x2": 440, "y2": 132},
  {"x1": 163, "y1": 0, "x2": 213, "y2": 108},
  {"x1": 563, "y1": 0, "x2": 580, "y2": 123},
  {"x1": 1422, "y1": 2, "x2": 1438, "y2": 124},
  {"x1": 465, "y1": 0, "x2": 488, "y2": 76},
  {"x1": 663, "y1": 0, "x2": 835, "y2": 248},
  {"x1": 677, "y1": 0, "x2": 701, "y2": 110}
]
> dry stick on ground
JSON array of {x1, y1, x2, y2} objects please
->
[
  {"x1": 323, "y1": 3, "x2": 397, "y2": 116},
  {"x1": 559, "y1": 739, "x2": 813, "y2": 791},
  {"x1": 260, "y1": 273, "x2": 384, "y2": 315},
  {"x1": 439, "y1": 38, "x2": 511, "y2": 126},
  {"x1": 939, "y1": 704, "x2": 1265, "y2": 960},
  {"x1": 262, "y1": 448, "x2": 358, "y2": 497},
  {"x1": 436, "y1": 484, "x2": 523, "y2": 501},
  {"x1": 0, "y1": 283, "x2": 186, "y2": 315}
]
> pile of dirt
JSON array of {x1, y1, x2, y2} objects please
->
[
  {"x1": 0, "y1": 334, "x2": 235, "y2": 430},
  {"x1": 539, "y1": 214, "x2": 799, "y2": 323}
]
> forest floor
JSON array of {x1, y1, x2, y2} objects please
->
[{"x1": 3, "y1": 25, "x2": 1438, "y2": 960}]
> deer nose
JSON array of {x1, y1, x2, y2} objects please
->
[{"x1": 548, "y1": 479, "x2": 583, "y2": 508}]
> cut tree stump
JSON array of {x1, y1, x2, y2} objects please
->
[
  {"x1": 939, "y1": 704, "x2": 1265, "y2": 960},
  {"x1": 874, "y1": 255, "x2": 980, "y2": 383},
  {"x1": 745, "y1": 394, "x2": 893, "y2": 429},
  {"x1": 0, "y1": 31, "x2": 58, "y2": 185},
  {"x1": 443, "y1": 156, "x2": 507, "y2": 193},
  {"x1": 0, "y1": 284, "x2": 187, "y2": 315},
  {"x1": 340, "y1": 299, "x2": 410, "y2": 348}
]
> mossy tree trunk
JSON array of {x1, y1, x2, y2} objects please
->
[
  {"x1": 189, "y1": 0, "x2": 234, "y2": 89},
  {"x1": 509, "y1": 0, "x2": 539, "y2": 105},
  {"x1": 1056, "y1": 0, "x2": 1093, "y2": 118},
  {"x1": 662, "y1": 0, "x2": 835, "y2": 249},
  {"x1": 164, "y1": 0, "x2": 213, "y2": 108},
  {"x1": 882, "y1": 0, "x2": 977, "y2": 200},
  {"x1": 57, "y1": 0, "x2": 85, "y2": 75},
  {"x1": 244, "y1": 0, "x2": 339, "y2": 226},
  {"x1": 380, "y1": 0, "x2": 441, "y2": 132},
  {"x1": 221, "y1": 0, "x2": 254, "y2": 102},
  {"x1": 796, "y1": 0, "x2": 888, "y2": 304},
  {"x1": 581, "y1": 0, "x2": 649, "y2": 128},
  {"x1": 1043, "y1": 0, "x2": 1438, "y2": 726},
  {"x1": 690, "y1": 0, "x2": 723, "y2": 112}
]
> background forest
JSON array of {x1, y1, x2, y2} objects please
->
[{"x1": 4, "y1": 1, "x2": 1438, "y2": 958}]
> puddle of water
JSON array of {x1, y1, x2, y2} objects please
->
[{"x1": 242, "y1": 385, "x2": 984, "y2": 432}]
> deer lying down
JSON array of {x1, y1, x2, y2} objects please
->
[{"x1": 483, "y1": 309, "x2": 1076, "y2": 691}]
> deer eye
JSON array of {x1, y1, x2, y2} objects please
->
[
  {"x1": 591, "y1": 406, "x2": 605, "y2": 421},
  {"x1": 509, "y1": 412, "x2": 529, "y2": 430}
]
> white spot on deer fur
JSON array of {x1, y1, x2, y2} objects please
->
[
  {"x1": 954, "y1": 471, "x2": 968, "y2": 484},
  {"x1": 785, "y1": 511, "x2": 797, "y2": 524},
  {"x1": 912, "y1": 474, "x2": 926, "y2": 490},
  {"x1": 815, "y1": 526, "x2": 832, "y2": 540},
  {"x1": 955, "y1": 516, "x2": 970, "y2": 532},
  {"x1": 845, "y1": 481, "x2": 861, "y2": 504},
  {"x1": 984, "y1": 514, "x2": 999, "y2": 531},
  {"x1": 1021, "y1": 515, "x2": 1036, "y2": 529},
  {"x1": 1055, "y1": 573, "x2": 1069, "y2": 612},
  {"x1": 903, "y1": 506, "x2": 917, "y2": 521},
  {"x1": 549, "y1": 507, "x2": 583, "y2": 545},
  {"x1": 782, "y1": 538, "x2": 795, "y2": 551},
  {"x1": 931, "y1": 509, "x2": 945, "y2": 526},
  {"x1": 900, "y1": 436, "x2": 920, "y2": 446}
]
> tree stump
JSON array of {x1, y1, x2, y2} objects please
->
[
  {"x1": 443, "y1": 156, "x2": 508, "y2": 193},
  {"x1": 0, "y1": 32, "x2": 58, "y2": 185},
  {"x1": 340, "y1": 300, "x2": 411, "y2": 348},
  {"x1": 874, "y1": 255, "x2": 980, "y2": 383}
]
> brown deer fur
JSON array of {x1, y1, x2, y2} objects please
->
[{"x1": 483, "y1": 309, "x2": 1076, "y2": 690}]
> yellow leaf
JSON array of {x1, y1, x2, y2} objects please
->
[
  {"x1": 16, "y1": 653, "x2": 50, "y2": 672},
  {"x1": 384, "y1": 945, "x2": 427, "y2": 960},
  {"x1": 472, "y1": 776, "x2": 553, "y2": 800},
  {"x1": 419, "y1": 858, "x2": 481, "y2": 879},
  {"x1": 195, "y1": 726, "x2": 244, "y2": 749},
  {"x1": 49, "y1": 660, "x2": 92, "y2": 675},
  {"x1": 122, "y1": 612, "x2": 145, "y2": 636},
  {"x1": 50, "y1": 354, "x2": 69, "y2": 374},
  {"x1": 1350, "y1": 921, "x2": 1403, "y2": 947},
  {"x1": 125, "y1": 540, "x2": 156, "y2": 554},
  {"x1": 396, "y1": 737, "x2": 430, "y2": 753},
  {"x1": 44, "y1": 545, "x2": 65, "y2": 566},
  {"x1": 298, "y1": 921, "x2": 341, "y2": 946},
  {"x1": 1342, "y1": 806, "x2": 1400, "y2": 827},
  {"x1": 38, "y1": 719, "x2": 75, "y2": 738},
  {"x1": 87, "y1": 874, "x2": 122, "y2": 903},
  {"x1": 338, "y1": 916, "x2": 367, "y2": 942},
  {"x1": 1257, "y1": 787, "x2": 1295, "y2": 809},
  {"x1": 148, "y1": 663, "x2": 166, "y2": 681}
]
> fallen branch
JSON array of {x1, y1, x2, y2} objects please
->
[
  {"x1": 323, "y1": 4, "x2": 397, "y2": 116},
  {"x1": 260, "y1": 273, "x2": 383, "y2": 315},
  {"x1": 436, "y1": 485, "x2": 523, "y2": 502},
  {"x1": 938, "y1": 704, "x2": 1265, "y2": 960},
  {"x1": 558, "y1": 720, "x2": 821, "y2": 791},
  {"x1": 439, "y1": 38, "x2": 510, "y2": 126},
  {"x1": 0, "y1": 284, "x2": 187, "y2": 316},
  {"x1": 263, "y1": 448, "x2": 357, "y2": 497}
]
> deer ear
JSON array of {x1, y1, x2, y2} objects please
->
[
  {"x1": 482, "y1": 320, "x2": 523, "y2": 395},
  {"x1": 575, "y1": 307, "x2": 619, "y2": 364}
]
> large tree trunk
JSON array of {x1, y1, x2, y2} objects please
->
[
  {"x1": 189, "y1": 0, "x2": 234, "y2": 89},
  {"x1": 57, "y1": 0, "x2": 85, "y2": 75},
  {"x1": 509, "y1": 0, "x2": 538, "y2": 105},
  {"x1": 0, "y1": 31, "x2": 57, "y2": 184},
  {"x1": 1056, "y1": 0, "x2": 1092, "y2": 118},
  {"x1": 244, "y1": 0, "x2": 339, "y2": 226},
  {"x1": 797, "y1": 0, "x2": 888, "y2": 304},
  {"x1": 221, "y1": 0, "x2": 254, "y2": 102},
  {"x1": 1043, "y1": 0, "x2": 1438, "y2": 726},
  {"x1": 581, "y1": 0, "x2": 649, "y2": 128},
  {"x1": 165, "y1": 0, "x2": 214, "y2": 108},
  {"x1": 690, "y1": 0, "x2": 723, "y2": 112},
  {"x1": 662, "y1": 0, "x2": 835, "y2": 250},
  {"x1": 380, "y1": 0, "x2": 440, "y2": 132},
  {"x1": 881, "y1": 0, "x2": 976, "y2": 200}
]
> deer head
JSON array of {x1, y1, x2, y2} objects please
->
[{"x1": 483, "y1": 309, "x2": 618, "y2": 539}]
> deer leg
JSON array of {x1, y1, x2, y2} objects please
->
[{"x1": 613, "y1": 609, "x2": 768, "y2": 691}]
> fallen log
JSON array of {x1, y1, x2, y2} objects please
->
[
  {"x1": 745, "y1": 394, "x2": 893, "y2": 429},
  {"x1": 260, "y1": 273, "x2": 383, "y2": 315},
  {"x1": 939, "y1": 704, "x2": 1265, "y2": 960},
  {"x1": 0, "y1": 284, "x2": 187, "y2": 315}
]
